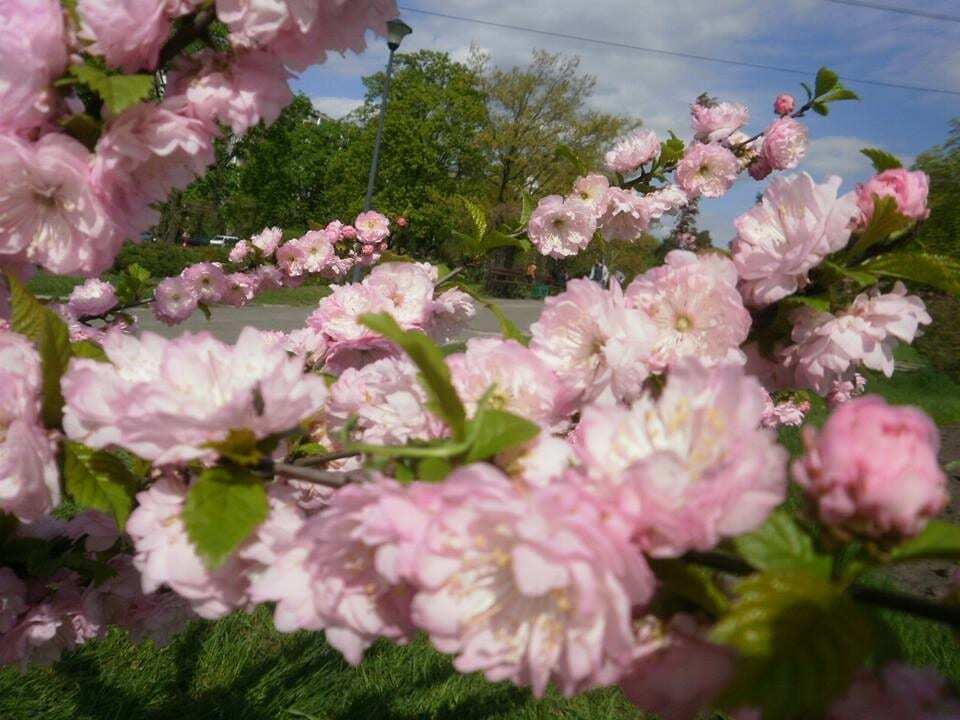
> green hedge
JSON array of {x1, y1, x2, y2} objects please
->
[
  {"x1": 915, "y1": 292, "x2": 960, "y2": 381},
  {"x1": 112, "y1": 242, "x2": 230, "y2": 279}
]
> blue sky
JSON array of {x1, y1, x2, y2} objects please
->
[{"x1": 295, "y1": 0, "x2": 960, "y2": 243}]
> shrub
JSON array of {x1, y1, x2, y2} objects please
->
[
  {"x1": 112, "y1": 242, "x2": 230, "y2": 279},
  {"x1": 915, "y1": 292, "x2": 960, "y2": 381}
]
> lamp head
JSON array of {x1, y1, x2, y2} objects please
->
[{"x1": 386, "y1": 18, "x2": 412, "y2": 50}]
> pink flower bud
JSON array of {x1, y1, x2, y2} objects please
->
[
  {"x1": 396, "y1": 216, "x2": 407, "y2": 228},
  {"x1": 341, "y1": 225, "x2": 358, "y2": 240},
  {"x1": 748, "y1": 156, "x2": 772, "y2": 181},
  {"x1": 793, "y1": 396, "x2": 948, "y2": 539},
  {"x1": 361, "y1": 244, "x2": 374, "y2": 256},
  {"x1": 774, "y1": 93, "x2": 795, "y2": 116}
]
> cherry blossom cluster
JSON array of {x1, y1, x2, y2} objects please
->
[
  {"x1": 527, "y1": 92, "x2": 812, "y2": 258},
  {"x1": 0, "y1": 0, "x2": 397, "y2": 282},
  {"x1": 0, "y1": 511, "x2": 192, "y2": 669}
]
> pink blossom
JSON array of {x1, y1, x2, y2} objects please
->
[
  {"x1": 0, "y1": 330, "x2": 59, "y2": 521},
  {"x1": 166, "y1": 49, "x2": 293, "y2": 135},
  {"x1": 181, "y1": 262, "x2": 228, "y2": 304},
  {"x1": 761, "y1": 117, "x2": 809, "y2": 170},
  {"x1": 151, "y1": 276, "x2": 199, "y2": 325},
  {"x1": 499, "y1": 435, "x2": 576, "y2": 489},
  {"x1": 597, "y1": 187, "x2": 649, "y2": 242},
  {"x1": 252, "y1": 264, "x2": 284, "y2": 291},
  {"x1": 570, "y1": 174, "x2": 611, "y2": 218},
  {"x1": 675, "y1": 232, "x2": 697, "y2": 250},
  {"x1": 248, "y1": 479, "x2": 434, "y2": 664},
  {"x1": 62, "y1": 327, "x2": 327, "y2": 464},
  {"x1": 794, "y1": 396, "x2": 947, "y2": 539},
  {"x1": 747, "y1": 156, "x2": 772, "y2": 181},
  {"x1": 65, "y1": 510, "x2": 120, "y2": 552},
  {"x1": 0, "y1": 568, "x2": 27, "y2": 634},
  {"x1": 78, "y1": 0, "x2": 171, "y2": 72},
  {"x1": 774, "y1": 93, "x2": 796, "y2": 116},
  {"x1": 427, "y1": 288, "x2": 476, "y2": 344},
  {"x1": 275, "y1": 240, "x2": 309, "y2": 278},
  {"x1": 327, "y1": 357, "x2": 445, "y2": 445},
  {"x1": 93, "y1": 103, "x2": 216, "y2": 236},
  {"x1": 298, "y1": 231, "x2": 336, "y2": 273},
  {"x1": 222, "y1": 272, "x2": 258, "y2": 306},
  {"x1": 760, "y1": 393, "x2": 810, "y2": 428},
  {"x1": 126, "y1": 475, "x2": 249, "y2": 619},
  {"x1": 0, "y1": 133, "x2": 120, "y2": 276},
  {"x1": 732, "y1": 173, "x2": 859, "y2": 307},
  {"x1": 229, "y1": 239, "x2": 252, "y2": 263},
  {"x1": 827, "y1": 373, "x2": 867, "y2": 406},
  {"x1": 411, "y1": 464, "x2": 656, "y2": 696},
  {"x1": 640, "y1": 184, "x2": 689, "y2": 221},
  {"x1": 855, "y1": 168, "x2": 930, "y2": 224},
  {"x1": 447, "y1": 338, "x2": 569, "y2": 428},
  {"x1": 395, "y1": 216, "x2": 407, "y2": 228},
  {"x1": 363, "y1": 262, "x2": 436, "y2": 327},
  {"x1": 68, "y1": 279, "x2": 118, "y2": 318},
  {"x1": 619, "y1": 615, "x2": 735, "y2": 720},
  {"x1": 251, "y1": 226, "x2": 283, "y2": 257},
  {"x1": 604, "y1": 129, "x2": 660, "y2": 175},
  {"x1": 530, "y1": 280, "x2": 657, "y2": 403},
  {"x1": 675, "y1": 143, "x2": 740, "y2": 198},
  {"x1": 690, "y1": 101, "x2": 749, "y2": 143},
  {"x1": 216, "y1": 0, "x2": 396, "y2": 71},
  {"x1": 341, "y1": 225, "x2": 358, "y2": 240},
  {"x1": 827, "y1": 664, "x2": 960, "y2": 720},
  {"x1": 0, "y1": 0, "x2": 68, "y2": 134},
  {"x1": 355, "y1": 211, "x2": 391, "y2": 244},
  {"x1": 572, "y1": 360, "x2": 788, "y2": 556},
  {"x1": 625, "y1": 250, "x2": 750, "y2": 371},
  {"x1": 281, "y1": 327, "x2": 327, "y2": 365},
  {"x1": 527, "y1": 196, "x2": 596, "y2": 258},
  {"x1": 787, "y1": 283, "x2": 931, "y2": 393},
  {"x1": 0, "y1": 602, "x2": 73, "y2": 669}
]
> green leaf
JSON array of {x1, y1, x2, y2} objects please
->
[
  {"x1": 889, "y1": 521, "x2": 960, "y2": 563},
  {"x1": 416, "y1": 457, "x2": 453, "y2": 482},
  {"x1": 70, "y1": 340, "x2": 109, "y2": 362},
  {"x1": 8, "y1": 274, "x2": 71, "y2": 428},
  {"x1": 861, "y1": 148, "x2": 902, "y2": 173},
  {"x1": 848, "y1": 196, "x2": 913, "y2": 260},
  {"x1": 817, "y1": 260, "x2": 877, "y2": 288},
  {"x1": 182, "y1": 467, "x2": 268, "y2": 569},
  {"x1": 712, "y1": 570, "x2": 874, "y2": 719},
  {"x1": 63, "y1": 442, "x2": 140, "y2": 528},
  {"x1": 815, "y1": 67, "x2": 840, "y2": 98},
  {"x1": 659, "y1": 133, "x2": 686, "y2": 167},
  {"x1": 859, "y1": 252, "x2": 960, "y2": 296},
  {"x1": 464, "y1": 408, "x2": 540, "y2": 463},
  {"x1": 69, "y1": 64, "x2": 154, "y2": 115},
  {"x1": 820, "y1": 87, "x2": 859, "y2": 104},
  {"x1": 811, "y1": 101, "x2": 829, "y2": 116},
  {"x1": 649, "y1": 559, "x2": 729, "y2": 616},
  {"x1": 482, "y1": 229, "x2": 531, "y2": 254},
  {"x1": 204, "y1": 428, "x2": 263, "y2": 466},
  {"x1": 359, "y1": 313, "x2": 467, "y2": 440},
  {"x1": 800, "y1": 81, "x2": 814, "y2": 101},
  {"x1": 59, "y1": 112, "x2": 101, "y2": 151},
  {"x1": 518, "y1": 192, "x2": 535, "y2": 228},
  {"x1": 734, "y1": 510, "x2": 831, "y2": 577},
  {"x1": 554, "y1": 144, "x2": 587, "y2": 176},
  {"x1": 197, "y1": 302, "x2": 212, "y2": 321},
  {"x1": 780, "y1": 294, "x2": 831, "y2": 313},
  {"x1": 457, "y1": 196, "x2": 488, "y2": 244},
  {"x1": 454, "y1": 285, "x2": 528, "y2": 344}
]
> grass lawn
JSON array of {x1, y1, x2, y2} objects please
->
[
  {"x1": 250, "y1": 284, "x2": 332, "y2": 307},
  {"x1": 2, "y1": 346, "x2": 959, "y2": 720}
]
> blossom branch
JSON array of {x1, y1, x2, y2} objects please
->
[
  {"x1": 158, "y1": 7, "x2": 217, "y2": 68},
  {"x1": 292, "y1": 449, "x2": 362, "y2": 466},
  {"x1": 271, "y1": 461, "x2": 367, "y2": 488},
  {"x1": 682, "y1": 551, "x2": 960, "y2": 628}
]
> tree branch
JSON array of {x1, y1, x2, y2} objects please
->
[
  {"x1": 272, "y1": 462, "x2": 367, "y2": 488},
  {"x1": 681, "y1": 550, "x2": 960, "y2": 628},
  {"x1": 293, "y1": 449, "x2": 362, "y2": 466},
  {"x1": 158, "y1": 8, "x2": 217, "y2": 68}
]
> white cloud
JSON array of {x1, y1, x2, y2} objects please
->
[{"x1": 310, "y1": 95, "x2": 363, "y2": 118}]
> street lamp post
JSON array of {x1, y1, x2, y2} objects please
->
[
  {"x1": 353, "y1": 18, "x2": 411, "y2": 281},
  {"x1": 362, "y1": 18, "x2": 412, "y2": 212}
]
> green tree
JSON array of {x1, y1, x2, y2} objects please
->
[
  {"x1": 915, "y1": 118, "x2": 960, "y2": 258},
  {"x1": 474, "y1": 49, "x2": 637, "y2": 212},
  {"x1": 322, "y1": 50, "x2": 489, "y2": 258}
]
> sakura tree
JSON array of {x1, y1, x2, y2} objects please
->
[{"x1": 2, "y1": 2, "x2": 960, "y2": 719}]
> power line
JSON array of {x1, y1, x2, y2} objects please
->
[
  {"x1": 398, "y1": 5, "x2": 960, "y2": 97},
  {"x1": 824, "y1": 0, "x2": 960, "y2": 23}
]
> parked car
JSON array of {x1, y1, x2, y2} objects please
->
[
  {"x1": 210, "y1": 235, "x2": 240, "y2": 246},
  {"x1": 185, "y1": 236, "x2": 210, "y2": 246}
]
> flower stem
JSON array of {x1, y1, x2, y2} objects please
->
[{"x1": 271, "y1": 462, "x2": 366, "y2": 488}]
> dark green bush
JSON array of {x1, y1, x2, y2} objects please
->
[
  {"x1": 112, "y1": 242, "x2": 229, "y2": 279},
  {"x1": 915, "y1": 292, "x2": 960, "y2": 381}
]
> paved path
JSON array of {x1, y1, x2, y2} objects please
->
[{"x1": 133, "y1": 298, "x2": 546, "y2": 342}]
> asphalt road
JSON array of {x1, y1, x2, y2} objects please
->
[{"x1": 132, "y1": 298, "x2": 546, "y2": 342}]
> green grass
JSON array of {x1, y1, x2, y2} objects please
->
[
  {"x1": 0, "y1": 608, "x2": 641, "y2": 720},
  {"x1": 3, "y1": 348, "x2": 959, "y2": 719},
  {"x1": 250, "y1": 284, "x2": 331, "y2": 307}
]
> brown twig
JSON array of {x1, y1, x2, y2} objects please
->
[
  {"x1": 293, "y1": 449, "x2": 363, "y2": 466},
  {"x1": 272, "y1": 462, "x2": 367, "y2": 488},
  {"x1": 158, "y1": 8, "x2": 217, "y2": 68}
]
